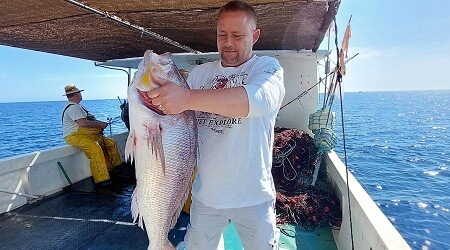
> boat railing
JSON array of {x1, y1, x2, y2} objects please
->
[
  {"x1": 325, "y1": 151, "x2": 411, "y2": 250},
  {"x1": 0, "y1": 132, "x2": 129, "y2": 214}
]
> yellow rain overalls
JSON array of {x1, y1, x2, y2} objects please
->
[{"x1": 65, "y1": 127, "x2": 122, "y2": 183}]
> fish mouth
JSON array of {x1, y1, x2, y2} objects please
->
[{"x1": 146, "y1": 103, "x2": 166, "y2": 116}]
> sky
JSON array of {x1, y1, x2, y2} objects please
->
[{"x1": 1, "y1": 0, "x2": 450, "y2": 103}]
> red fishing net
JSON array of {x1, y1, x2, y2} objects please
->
[{"x1": 273, "y1": 127, "x2": 342, "y2": 230}]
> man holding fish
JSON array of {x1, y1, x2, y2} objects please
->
[{"x1": 142, "y1": 1, "x2": 285, "y2": 249}]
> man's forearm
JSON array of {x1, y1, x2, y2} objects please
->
[{"x1": 187, "y1": 86, "x2": 249, "y2": 118}]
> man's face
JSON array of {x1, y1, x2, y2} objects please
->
[
  {"x1": 72, "y1": 92, "x2": 82, "y2": 102},
  {"x1": 217, "y1": 11, "x2": 260, "y2": 67}
]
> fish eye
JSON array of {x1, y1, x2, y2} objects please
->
[{"x1": 160, "y1": 57, "x2": 171, "y2": 65}]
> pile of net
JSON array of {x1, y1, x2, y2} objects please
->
[{"x1": 272, "y1": 127, "x2": 341, "y2": 231}]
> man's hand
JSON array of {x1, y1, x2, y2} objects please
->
[
  {"x1": 138, "y1": 72, "x2": 249, "y2": 118},
  {"x1": 99, "y1": 121, "x2": 108, "y2": 130},
  {"x1": 143, "y1": 74, "x2": 191, "y2": 115}
]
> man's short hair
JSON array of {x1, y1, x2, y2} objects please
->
[{"x1": 218, "y1": 0, "x2": 258, "y2": 28}]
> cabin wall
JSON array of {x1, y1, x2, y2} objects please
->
[
  {"x1": 275, "y1": 52, "x2": 319, "y2": 133},
  {"x1": 0, "y1": 132, "x2": 129, "y2": 214},
  {"x1": 325, "y1": 151, "x2": 411, "y2": 250}
]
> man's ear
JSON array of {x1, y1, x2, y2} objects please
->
[{"x1": 253, "y1": 29, "x2": 260, "y2": 44}]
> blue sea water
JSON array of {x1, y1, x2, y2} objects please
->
[
  {"x1": 0, "y1": 99, "x2": 129, "y2": 159},
  {"x1": 330, "y1": 90, "x2": 450, "y2": 250},
  {"x1": 0, "y1": 90, "x2": 449, "y2": 249}
]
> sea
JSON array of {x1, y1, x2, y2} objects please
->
[{"x1": 0, "y1": 90, "x2": 449, "y2": 250}]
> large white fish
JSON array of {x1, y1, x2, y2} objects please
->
[{"x1": 125, "y1": 50, "x2": 197, "y2": 249}]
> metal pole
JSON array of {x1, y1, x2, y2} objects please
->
[
  {"x1": 0, "y1": 189, "x2": 39, "y2": 199},
  {"x1": 108, "y1": 118, "x2": 112, "y2": 136},
  {"x1": 57, "y1": 161, "x2": 73, "y2": 185}
]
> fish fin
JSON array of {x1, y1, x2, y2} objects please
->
[
  {"x1": 125, "y1": 131, "x2": 136, "y2": 164},
  {"x1": 146, "y1": 123, "x2": 166, "y2": 174},
  {"x1": 131, "y1": 188, "x2": 144, "y2": 229}
]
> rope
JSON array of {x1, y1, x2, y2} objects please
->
[
  {"x1": 280, "y1": 53, "x2": 358, "y2": 111},
  {"x1": 64, "y1": 0, "x2": 200, "y2": 53},
  {"x1": 273, "y1": 139, "x2": 298, "y2": 181},
  {"x1": 332, "y1": 16, "x2": 355, "y2": 250},
  {"x1": 279, "y1": 227, "x2": 296, "y2": 238}
]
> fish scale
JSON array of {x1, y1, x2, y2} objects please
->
[{"x1": 125, "y1": 50, "x2": 197, "y2": 250}]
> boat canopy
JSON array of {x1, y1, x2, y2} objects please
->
[{"x1": 0, "y1": 0, "x2": 340, "y2": 62}]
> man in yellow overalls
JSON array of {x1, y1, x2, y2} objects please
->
[{"x1": 62, "y1": 84, "x2": 122, "y2": 186}]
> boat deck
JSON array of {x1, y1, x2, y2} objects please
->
[{"x1": 0, "y1": 163, "x2": 337, "y2": 250}]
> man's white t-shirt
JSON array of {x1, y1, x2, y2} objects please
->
[
  {"x1": 187, "y1": 55, "x2": 285, "y2": 209},
  {"x1": 62, "y1": 102, "x2": 87, "y2": 137}
]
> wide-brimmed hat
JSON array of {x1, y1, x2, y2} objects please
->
[{"x1": 63, "y1": 84, "x2": 84, "y2": 96}]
